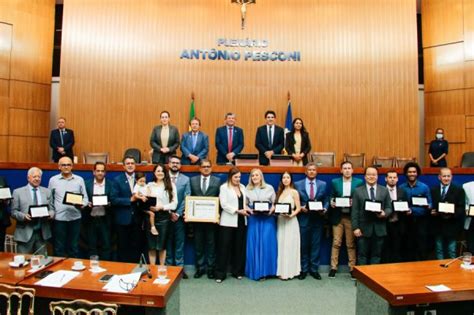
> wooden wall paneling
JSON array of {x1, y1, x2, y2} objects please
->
[
  {"x1": 425, "y1": 90, "x2": 464, "y2": 117},
  {"x1": 466, "y1": 116, "x2": 474, "y2": 129},
  {"x1": 0, "y1": 79, "x2": 9, "y2": 135},
  {"x1": 424, "y1": 44, "x2": 465, "y2": 92},
  {"x1": 465, "y1": 61, "x2": 474, "y2": 89},
  {"x1": 465, "y1": 88, "x2": 474, "y2": 115},
  {"x1": 8, "y1": 108, "x2": 50, "y2": 137},
  {"x1": 7, "y1": 136, "x2": 49, "y2": 163},
  {"x1": 9, "y1": 81, "x2": 51, "y2": 111},
  {"x1": 0, "y1": 136, "x2": 8, "y2": 161},
  {"x1": 464, "y1": 0, "x2": 474, "y2": 61},
  {"x1": 421, "y1": 0, "x2": 463, "y2": 48},
  {"x1": 0, "y1": 23, "x2": 12, "y2": 80},
  {"x1": 425, "y1": 115, "x2": 465, "y2": 144}
]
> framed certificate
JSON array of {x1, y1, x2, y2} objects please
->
[
  {"x1": 335, "y1": 197, "x2": 351, "y2": 208},
  {"x1": 29, "y1": 205, "x2": 49, "y2": 218},
  {"x1": 185, "y1": 196, "x2": 220, "y2": 223},
  {"x1": 62, "y1": 192, "x2": 84, "y2": 206},
  {"x1": 468, "y1": 205, "x2": 474, "y2": 217},
  {"x1": 274, "y1": 203, "x2": 291, "y2": 214},
  {"x1": 0, "y1": 187, "x2": 12, "y2": 200},
  {"x1": 412, "y1": 196, "x2": 428, "y2": 207},
  {"x1": 365, "y1": 200, "x2": 382, "y2": 212},
  {"x1": 92, "y1": 195, "x2": 108, "y2": 207},
  {"x1": 438, "y1": 202, "x2": 455, "y2": 214},
  {"x1": 308, "y1": 201, "x2": 324, "y2": 211},
  {"x1": 253, "y1": 201, "x2": 270, "y2": 212},
  {"x1": 393, "y1": 201, "x2": 410, "y2": 212}
]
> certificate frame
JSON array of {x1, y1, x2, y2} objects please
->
[
  {"x1": 308, "y1": 201, "x2": 324, "y2": 211},
  {"x1": 29, "y1": 205, "x2": 50, "y2": 218},
  {"x1": 274, "y1": 203, "x2": 291, "y2": 215},
  {"x1": 0, "y1": 187, "x2": 12, "y2": 200},
  {"x1": 468, "y1": 205, "x2": 474, "y2": 217},
  {"x1": 412, "y1": 196, "x2": 429, "y2": 207},
  {"x1": 184, "y1": 196, "x2": 220, "y2": 223},
  {"x1": 62, "y1": 192, "x2": 84, "y2": 206},
  {"x1": 253, "y1": 201, "x2": 270, "y2": 212},
  {"x1": 335, "y1": 197, "x2": 351, "y2": 208},
  {"x1": 364, "y1": 200, "x2": 382, "y2": 212},
  {"x1": 92, "y1": 194, "x2": 109, "y2": 207},
  {"x1": 438, "y1": 202, "x2": 455, "y2": 214},
  {"x1": 392, "y1": 200, "x2": 410, "y2": 212}
]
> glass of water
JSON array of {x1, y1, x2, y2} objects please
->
[
  {"x1": 30, "y1": 255, "x2": 41, "y2": 269},
  {"x1": 462, "y1": 252, "x2": 472, "y2": 266},
  {"x1": 90, "y1": 255, "x2": 99, "y2": 270},
  {"x1": 157, "y1": 265, "x2": 167, "y2": 279}
]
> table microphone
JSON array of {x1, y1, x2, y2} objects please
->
[
  {"x1": 440, "y1": 256, "x2": 462, "y2": 268},
  {"x1": 31, "y1": 244, "x2": 54, "y2": 267},
  {"x1": 132, "y1": 253, "x2": 152, "y2": 277}
]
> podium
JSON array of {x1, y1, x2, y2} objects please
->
[{"x1": 235, "y1": 154, "x2": 259, "y2": 166}]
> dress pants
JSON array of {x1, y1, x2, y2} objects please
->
[
  {"x1": 382, "y1": 219, "x2": 405, "y2": 263},
  {"x1": 215, "y1": 216, "x2": 247, "y2": 280},
  {"x1": 299, "y1": 214, "x2": 323, "y2": 273},
  {"x1": 17, "y1": 230, "x2": 46, "y2": 254},
  {"x1": 115, "y1": 220, "x2": 142, "y2": 263},
  {"x1": 85, "y1": 216, "x2": 112, "y2": 261},
  {"x1": 330, "y1": 215, "x2": 356, "y2": 270},
  {"x1": 54, "y1": 219, "x2": 81, "y2": 258},
  {"x1": 405, "y1": 215, "x2": 430, "y2": 261},
  {"x1": 434, "y1": 236, "x2": 456, "y2": 259},
  {"x1": 194, "y1": 222, "x2": 217, "y2": 274},
  {"x1": 357, "y1": 235, "x2": 384, "y2": 265},
  {"x1": 0, "y1": 225, "x2": 6, "y2": 252},
  {"x1": 166, "y1": 217, "x2": 185, "y2": 266}
]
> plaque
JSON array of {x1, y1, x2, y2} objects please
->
[
  {"x1": 0, "y1": 187, "x2": 12, "y2": 200},
  {"x1": 364, "y1": 200, "x2": 382, "y2": 212},
  {"x1": 412, "y1": 196, "x2": 429, "y2": 207},
  {"x1": 392, "y1": 201, "x2": 410, "y2": 212},
  {"x1": 184, "y1": 196, "x2": 220, "y2": 223},
  {"x1": 274, "y1": 203, "x2": 291, "y2": 215},
  {"x1": 29, "y1": 205, "x2": 49, "y2": 218},
  {"x1": 308, "y1": 201, "x2": 324, "y2": 211},
  {"x1": 63, "y1": 192, "x2": 84, "y2": 206},
  {"x1": 253, "y1": 201, "x2": 270, "y2": 212},
  {"x1": 438, "y1": 202, "x2": 455, "y2": 214},
  {"x1": 92, "y1": 195, "x2": 108, "y2": 207},
  {"x1": 335, "y1": 197, "x2": 351, "y2": 208}
]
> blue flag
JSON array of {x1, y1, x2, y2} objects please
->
[{"x1": 285, "y1": 101, "x2": 293, "y2": 133}]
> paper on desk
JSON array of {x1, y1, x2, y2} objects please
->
[
  {"x1": 102, "y1": 272, "x2": 141, "y2": 293},
  {"x1": 153, "y1": 278, "x2": 170, "y2": 285},
  {"x1": 426, "y1": 284, "x2": 452, "y2": 292},
  {"x1": 35, "y1": 270, "x2": 80, "y2": 287},
  {"x1": 89, "y1": 266, "x2": 107, "y2": 274}
]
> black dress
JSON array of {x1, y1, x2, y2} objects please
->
[{"x1": 428, "y1": 139, "x2": 448, "y2": 167}]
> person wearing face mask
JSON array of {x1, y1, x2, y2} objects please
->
[{"x1": 428, "y1": 128, "x2": 448, "y2": 167}]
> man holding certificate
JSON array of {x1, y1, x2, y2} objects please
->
[
  {"x1": 48, "y1": 157, "x2": 88, "y2": 258},
  {"x1": 11, "y1": 167, "x2": 53, "y2": 254},
  {"x1": 430, "y1": 168, "x2": 465, "y2": 259},
  {"x1": 352, "y1": 166, "x2": 392, "y2": 265}
]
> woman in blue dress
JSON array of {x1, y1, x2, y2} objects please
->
[{"x1": 245, "y1": 168, "x2": 277, "y2": 280}]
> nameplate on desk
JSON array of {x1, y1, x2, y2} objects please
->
[
  {"x1": 438, "y1": 202, "x2": 455, "y2": 214},
  {"x1": 92, "y1": 195, "x2": 108, "y2": 207},
  {"x1": 335, "y1": 197, "x2": 351, "y2": 208},
  {"x1": 63, "y1": 192, "x2": 84, "y2": 206},
  {"x1": 365, "y1": 200, "x2": 382, "y2": 212},
  {"x1": 412, "y1": 196, "x2": 428, "y2": 207},
  {"x1": 393, "y1": 201, "x2": 409, "y2": 212},
  {"x1": 0, "y1": 187, "x2": 12, "y2": 200},
  {"x1": 469, "y1": 205, "x2": 474, "y2": 217},
  {"x1": 308, "y1": 201, "x2": 324, "y2": 211},
  {"x1": 29, "y1": 205, "x2": 49, "y2": 218},
  {"x1": 184, "y1": 196, "x2": 220, "y2": 223},
  {"x1": 253, "y1": 201, "x2": 270, "y2": 212},
  {"x1": 275, "y1": 203, "x2": 291, "y2": 214}
]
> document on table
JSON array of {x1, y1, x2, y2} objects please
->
[
  {"x1": 35, "y1": 270, "x2": 80, "y2": 287},
  {"x1": 102, "y1": 272, "x2": 142, "y2": 293},
  {"x1": 425, "y1": 284, "x2": 452, "y2": 292}
]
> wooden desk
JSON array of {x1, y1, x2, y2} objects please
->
[
  {"x1": 353, "y1": 259, "x2": 474, "y2": 315},
  {"x1": 18, "y1": 258, "x2": 182, "y2": 314}
]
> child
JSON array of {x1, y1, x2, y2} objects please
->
[{"x1": 133, "y1": 172, "x2": 159, "y2": 236}]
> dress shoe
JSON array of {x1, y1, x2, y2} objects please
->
[
  {"x1": 182, "y1": 272, "x2": 188, "y2": 279},
  {"x1": 310, "y1": 271, "x2": 322, "y2": 280},
  {"x1": 194, "y1": 270, "x2": 204, "y2": 279},
  {"x1": 207, "y1": 272, "x2": 215, "y2": 279},
  {"x1": 215, "y1": 278, "x2": 223, "y2": 283},
  {"x1": 298, "y1": 272, "x2": 307, "y2": 280},
  {"x1": 328, "y1": 269, "x2": 337, "y2": 278}
]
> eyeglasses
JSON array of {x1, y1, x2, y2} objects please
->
[
  {"x1": 60, "y1": 164, "x2": 72, "y2": 167},
  {"x1": 119, "y1": 278, "x2": 137, "y2": 292},
  {"x1": 200, "y1": 165, "x2": 211, "y2": 168}
]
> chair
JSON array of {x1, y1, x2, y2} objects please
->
[
  {"x1": 460, "y1": 152, "x2": 474, "y2": 168},
  {"x1": 343, "y1": 153, "x2": 365, "y2": 168},
  {"x1": 0, "y1": 284, "x2": 35, "y2": 315},
  {"x1": 123, "y1": 148, "x2": 141, "y2": 163},
  {"x1": 4, "y1": 234, "x2": 17, "y2": 253},
  {"x1": 372, "y1": 156, "x2": 395, "y2": 168},
  {"x1": 395, "y1": 157, "x2": 417, "y2": 168},
  {"x1": 309, "y1": 152, "x2": 335, "y2": 167},
  {"x1": 49, "y1": 299, "x2": 118, "y2": 315},
  {"x1": 82, "y1": 153, "x2": 109, "y2": 164}
]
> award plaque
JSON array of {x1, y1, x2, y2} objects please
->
[
  {"x1": 438, "y1": 202, "x2": 455, "y2": 214},
  {"x1": 308, "y1": 201, "x2": 324, "y2": 211},
  {"x1": 393, "y1": 201, "x2": 410, "y2": 212},
  {"x1": 184, "y1": 196, "x2": 220, "y2": 223},
  {"x1": 29, "y1": 205, "x2": 49, "y2": 218},
  {"x1": 335, "y1": 197, "x2": 351, "y2": 208},
  {"x1": 63, "y1": 192, "x2": 84, "y2": 206},
  {"x1": 412, "y1": 196, "x2": 429, "y2": 207},
  {"x1": 364, "y1": 200, "x2": 382, "y2": 212},
  {"x1": 468, "y1": 205, "x2": 474, "y2": 217},
  {"x1": 92, "y1": 195, "x2": 108, "y2": 207},
  {"x1": 253, "y1": 201, "x2": 270, "y2": 212},
  {"x1": 274, "y1": 203, "x2": 291, "y2": 215},
  {"x1": 0, "y1": 187, "x2": 12, "y2": 200}
]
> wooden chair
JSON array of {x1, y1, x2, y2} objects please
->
[
  {"x1": 309, "y1": 152, "x2": 335, "y2": 167},
  {"x1": 343, "y1": 153, "x2": 365, "y2": 168},
  {"x1": 82, "y1": 152, "x2": 109, "y2": 164},
  {"x1": 0, "y1": 284, "x2": 35, "y2": 315},
  {"x1": 4, "y1": 234, "x2": 17, "y2": 253},
  {"x1": 372, "y1": 156, "x2": 395, "y2": 168},
  {"x1": 395, "y1": 157, "x2": 417, "y2": 168},
  {"x1": 49, "y1": 299, "x2": 118, "y2": 315}
]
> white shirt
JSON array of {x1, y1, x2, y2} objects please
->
[
  {"x1": 91, "y1": 179, "x2": 106, "y2": 217},
  {"x1": 342, "y1": 180, "x2": 351, "y2": 197},
  {"x1": 387, "y1": 186, "x2": 397, "y2": 201}
]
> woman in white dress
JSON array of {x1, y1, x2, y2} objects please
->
[{"x1": 276, "y1": 171, "x2": 301, "y2": 280}]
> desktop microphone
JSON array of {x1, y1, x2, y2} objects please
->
[
  {"x1": 31, "y1": 244, "x2": 54, "y2": 267},
  {"x1": 440, "y1": 256, "x2": 462, "y2": 268},
  {"x1": 132, "y1": 253, "x2": 148, "y2": 275}
]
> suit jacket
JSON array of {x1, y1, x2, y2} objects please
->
[
  {"x1": 254, "y1": 124, "x2": 285, "y2": 165},
  {"x1": 190, "y1": 175, "x2": 221, "y2": 197},
  {"x1": 285, "y1": 131, "x2": 312, "y2": 165},
  {"x1": 215, "y1": 126, "x2": 244, "y2": 164},
  {"x1": 11, "y1": 185, "x2": 53, "y2": 243},
  {"x1": 0, "y1": 177, "x2": 11, "y2": 227},
  {"x1": 431, "y1": 183, "x2": 465, "y2": 238},
  {"x1": 150, "y1": 125, "x2": 180, "y2": 164},
  {"x1": 351, "y1": 184, "x2": 392, "y2": 237},
  {"x1": 49, "y1": 128, "x2": 75, "y2": 162},
  {"x1": 219, "y1": 183, "x2": 247, "y2": 228},
  {"x1": 111, "y1": 173, "x2": 136, "y2": 225},
  {"x1": 295, "y1": 178, "x2": 329, "y2": 227},
  {"x1": 84, "y1": 178, "x2": 113, "y2": 222},
  {"x1": 173, "y1": 173, "x2": 191, "y2": 217},
  {"x1": 328, "y1": 177, "x2": 364, "y2": 225},
  {"x1": 180, "y1": 131, "x2": 209, "y2": 165}
]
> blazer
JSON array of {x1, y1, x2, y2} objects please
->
[
  {"x1": 180, "y1": 131, "x2": 209, "y2": 165},
  {"x1": 149, "y1": 125, "x2": 180, "y2": 164},
  {"x1": 219, "y1": 183, "x2": 247, "y2": 228},
  {"x1": 215, "y1": 126, "x2": 244, "y2": 164},
  {"x1": 295, "y1": 178, "x2": 329, "y2": 227},
  {"x1": 49, "y1": 128, "x2": 75, "y2": 162},
  {"x1": 84, "y1": 178, "x2": 114, "y2": 221},
  {"x1": 173, "y1": 173, "x2": 191, "y2": 217},
  {"x1": 111, "y1": 173, "x2": 136, "y2": 225},
  {"x1": 0, "y1": 176, "x2": 11, "y2": 227},
  {"x1": 285, "y1": 131, "x2": 312, "y2": 165},
  {"x1": 190, "y1": 175, "x2": 221, "y2": 197},
  {"x1": 351, "y1": 184, "x2": 392, "y2": 237},
  {"x1": 11, "y1": 185, "x2": 53, "y2": 243},
  {"x1": 328, "y1": 177, "x2": 364, "y2": 225},
  {"x1": 431, "y1": 184, "x2": 465, "y2": 238},
  {"x1": 254, "y1": 124, "x2": 285, "y2": 165}
]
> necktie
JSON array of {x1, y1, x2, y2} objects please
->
[
  {"x1": 309, "y1": 181, "x2": 315, "y2": 200},
  {"x1": 60, "y1": 130, "x2": 64, "y2": 146},
  {"x1": 370, "y1": 187, "x2": 375, "y2": 201},
  {"x1": 192, "y1": 133, "x2": 197, "y2": 150},
  {"x1": 202, "y1": 177, "x2": 207, "y2": 194},
  {"x1": 228, "y1": 127, "x2": 233, "y2": 153},
  {"x1": 268, "y1": 126, "x2": 272, "y2": 147},
  {"x1": 441, "y1": 185, "x2": 447, "y2": 200},
  {"x1": 32, "y1": 188, "x2": 38, "y2": 205}
]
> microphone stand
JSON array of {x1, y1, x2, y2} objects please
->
[
  {"x1": 31, "y1": 244, "x2": 54, "y2": 267},
  {"x1": 440, "y1": 256, "x2": 462, "y2": 268}
]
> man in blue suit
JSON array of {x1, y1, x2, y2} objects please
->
[
  {"x1": 49, "y1": 117, "x2": 75, "y2": 162},
  {"x1": 215, "y1": 113, "x2": 244, "y2": 165},
  {"x1": 255, "y1": 110, "x2": 285, "y2": 165},
  {"x1": 295, "y1": 162, "x2": 329, "y2": 280},
  {"x1": 166, "y1": 155, "x2": 191, "y2": 278},
  {"x1": 181, "y1": 117, "x2": 209, "y2": 165}
]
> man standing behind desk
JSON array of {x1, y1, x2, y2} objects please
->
[
  {"x1": 190, "y1": 160, "x2": 221, "y2": 279},
  {"x1": 84, "y1": 162, "x2": 113, "y2": 260},
  {"x1": 215, "y1": 112, "x2": 244, "y2": 165},
  {"x1": 11, "y1": 167, "x2": 54, "y2": 254},
  {"x1": 150, "y1": 110, "x2": 181, "y2": 164},
  {"x1": 50, "y1": 117, "x2": 75, "y2": 163},
  {"x1": 48, "y1": 157, "x2": 88, "y2": 258},
  {"x1": 181, "y1": 118, "x2": 209, "y2": 165},
  {"x1": 255, "y1": 110, "x2": 284, "y2": 166}
]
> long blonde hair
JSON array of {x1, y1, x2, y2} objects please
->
[{"x1": 246, "y1": 168, "x2": 267, "y2": 190}]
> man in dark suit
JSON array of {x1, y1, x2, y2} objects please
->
[
  {"x1": 215, "y1": 113, "x2": 244, "y2": 165},
  {"x1": 294, "y1": 162, "x2": 329, "y2": 280},
  {"x1": 352, "y1": 166, "x2": 392, "y2": 265},
  {"x1": 150, "y1": 111, "x2": 181, "y2": 164},
  {"x1": 111, "y1": 156, "x2": 143, "y2": 262},
  {"x1": 328, "y1": 161, "x2": 363, "y2": 278},
  {"x1": 49, "y1": 117, "x2": 75, "y2": 162},
  {"x1": 84, "y1": 162, "x2": 114, "y2": 260},
  {"x1": 189, "y1": 159, "x2": 221, "y2": 279},
  {"x1": 180, "y1": 117, "x2": 209, "y2": 165},
  {"x1": 0, "y1": 176, "x2": 11, "y2": 252},
  {"x1": 254, "y1": 110, "x2": 285, "y2": 165},
  {"x1": 430, "y1": 168, "x2": 465, "y2": 259}
]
